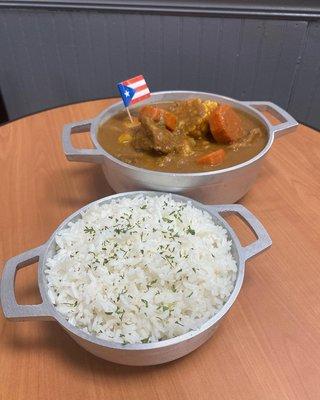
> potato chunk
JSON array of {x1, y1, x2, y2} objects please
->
[{"x1": 171, "y1": 99, "x2": 218, "y2": 138}]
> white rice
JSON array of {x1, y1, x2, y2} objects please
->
[{"x1": 45, "y1": 195, "x2": 237, "y2": 345}]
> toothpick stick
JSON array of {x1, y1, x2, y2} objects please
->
[{"x1": 126, "y1": 107, "x2": 133, "y2": 123}]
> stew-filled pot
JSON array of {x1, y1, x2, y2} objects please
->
[
  {"x1": 62, "y1": 91, "x2": 298, "y2": 203},
  {"x1": 0, "y1": 191, "x2": 271, "y2": 366}
]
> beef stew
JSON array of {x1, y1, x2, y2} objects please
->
[{"x1": 98, "y1": 99, "x2": 268, "y2": 173}]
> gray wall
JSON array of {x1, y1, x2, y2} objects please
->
[{"x1": 0, "y1": 6, "x2": 320, "y2": 129}]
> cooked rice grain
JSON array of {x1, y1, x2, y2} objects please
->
[{"x1": 45, "y1": 195, "x2": 237, "y2": 344}]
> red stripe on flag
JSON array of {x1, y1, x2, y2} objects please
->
[
  {"x1": 135, "y1": 84, "x2": 148, "y2": 92},
  {"x1": 131, "y1": 93, "x2": 151, "y2": 105},
  {"x1": 123, "y1": 75, "x2": 144, "y2": 86}
]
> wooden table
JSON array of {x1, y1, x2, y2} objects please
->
[{"x1": 0, "y1": 99, "x2": 319, "y2": 400}]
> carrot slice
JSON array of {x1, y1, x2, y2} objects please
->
[
  {"x1": 162, "y1": 112, "x2": 177, "y2": 131},
  {"x1": 139, "y1": 105, "x2": 161, "y2": 120},
  {"x1": 197, "y1": 149, "x2": 226, "y2": 166},
  {"x1": 139, "y1": 105, "x2": 177, "y2": 131},
  {"x1": 209, "y1": 104, "x2": 244, "y2": 144}
]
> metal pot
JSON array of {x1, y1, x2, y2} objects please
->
[
  {"x1": 0, "y1": 191, "x2": 271, "y2": 366},
  {"x1": 62, "y1": 91, "x2": 297, "y2": 204}
]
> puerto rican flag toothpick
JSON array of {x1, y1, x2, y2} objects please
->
[{"x1": 117, "y1": 75, "x2": 151, "y2": 121}]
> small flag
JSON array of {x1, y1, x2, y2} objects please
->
[{"x1": 117, "y1": 75, "x2": 150, "y2": 107}]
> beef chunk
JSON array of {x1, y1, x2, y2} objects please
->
[{"x1": 133, "y1": 116, "x2": 178, "y2": 155}]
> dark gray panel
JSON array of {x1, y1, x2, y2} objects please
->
[
  {"x1": 179, "y1": 17, "x2": 202, "y2": 91},
  {"x1": 270, "y1": 20, "x2": 308, "y2": 108},
  {"x1": 0, "y1": 11, "x2": 28, "y2": 116},
  {"x1": 233, "y1": 19, "x2": 265, "y2": 100},
  {"x1": 31, "y1": 11, "x2": 70, "y2": 107},
  {"x1": 197, "y1": 17, "x2": 221, "y2": 93},
  {"x1": 142, "y1": 14, "x2": 163, "y2": 91},
  {"x1": 214, "y1": 18, "x2": 242, "y2": 97},
  {"x1": 161, "y1": 15, "x2": 182, "y2": 90},
  {"x1": 0, "y1": 10, "x2": 40, "y2": 116},
  {"x1": 13, "y1": 11, "x2": 44, "y2": 108},
  {"x1": 251, "y1": 20, "x2": 286, "y2": 101},
  {"x1": 34, "y1": 11, "x2": 69, "y2": 104},
  {"x1": 303, "y1": 21, "x2": 320, "y2": 128},
  {"x1": 51, "y1": 11, "x2": 84, "y2": 100},
  {"x1": 9, "y1": 11, "x2": 42, "y2": 110},
  {"x1": 84, "y1": 11, "x2": 114, "y2": 98},
  {"x1": 69, "y1": 12, "x2": 100, "y2": 99},
  {"x1": 0, "y1": 7, "x2": 319, "y2": 129},
  {"x1": 306, "y1": 77, "x2": 320, "y2": 127},
  {"x1": 104, "y1": 13, "x2": 129, "y2": 87},
  {"x1": 31, "y1": 12, "x2": 57, "y2": 105},
  {"x1": 122, "y1": 14, "x2": 145, "y2": 79},
  {"x1": 288, "y1": 21, "x2": 320, "y2": 124}
]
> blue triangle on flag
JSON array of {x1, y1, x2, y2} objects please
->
[{"x1": 117, "y1": 83, "x2": 136, "y2": 107}]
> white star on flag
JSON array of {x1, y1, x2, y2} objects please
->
[{"x1": 124, "y1": 90, "x2": 130, "y2": 97}]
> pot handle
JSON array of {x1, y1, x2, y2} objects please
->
[
  {"x1": 62, "y1": 119, "x2": 104, "y2": 163},
  {"x1": 242, "y1": 101, "x2": 298, "y2": 138},
  {"x1": 212, "y1": 204, "x2": 272, "y2": 260},
  {"x1": 0, "y1": 245, "x2": 53, "y2": 321}
]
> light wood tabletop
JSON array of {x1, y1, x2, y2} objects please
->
[{"x1": 0, "y1": 99, "x2": 319, "y2": 400}]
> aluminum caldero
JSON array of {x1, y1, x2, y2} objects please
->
[
  {"x1": 62, "y1": 91, "x2": 298, "y2": 204},
  {"x1": 0, "y1": 191, "x2": 271, "y2": 366}
]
